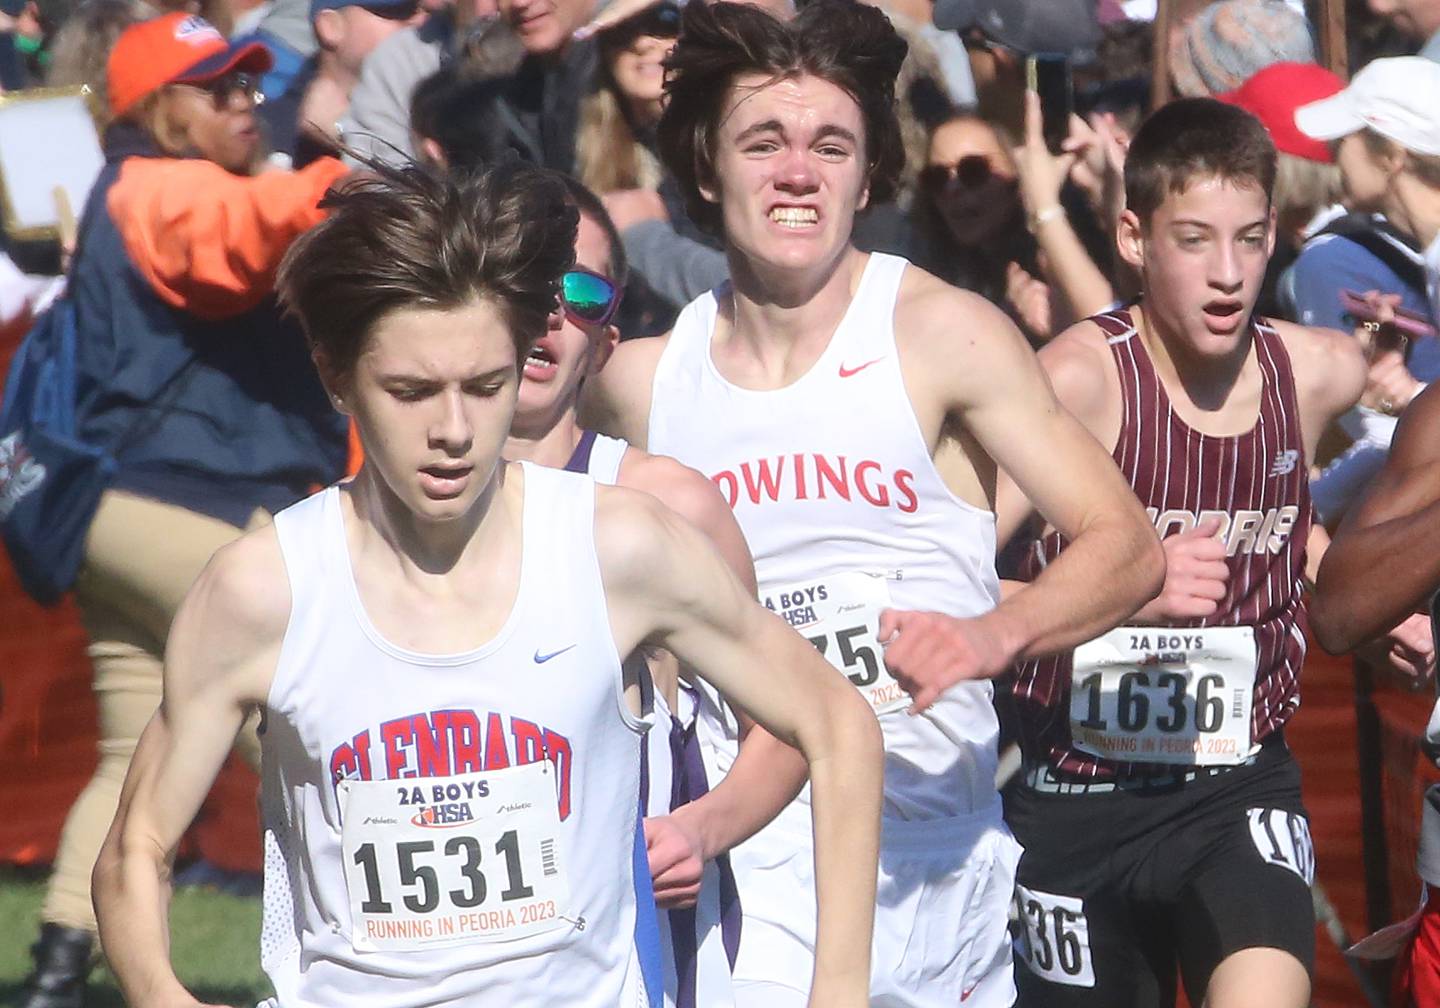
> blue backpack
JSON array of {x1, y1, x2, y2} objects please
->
[
  {"x1": 0, "y1": 298, "x2": 112, "y2": 605},
  {"x1": 0, "y1": 295, "x2": 198, "y2": 605}
]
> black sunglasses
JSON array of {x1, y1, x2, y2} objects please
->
[
  {"x1": 560, "y1": 268, "x2": 621, "y2": 328},
  {"x1": 180, "y1": 71, "x2": 262, "y2": 109},
  {"x1": 919, "y1": 155, "x2": 995, "y2": 193}
]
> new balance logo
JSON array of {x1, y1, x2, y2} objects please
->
[
  {"x1": 838, "y1": 357, "x2": 884, "y2": 378},
  {"x1": 0, "y1": 432, "x2": 46, "y2": 520},
  {"x1": 533, "y1": 644, "x2": 577, "y2": 664},
  {"x1": 1269, "y1": 449, "x2": 1299, "y2": 477}
]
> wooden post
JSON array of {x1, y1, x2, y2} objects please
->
[
  {"x1": 1152, "y1": 0, "x2": 1172, "y2": 111},
  {"x1": 1311, "y1": 0, "x2": 1348, "y2": 79}
]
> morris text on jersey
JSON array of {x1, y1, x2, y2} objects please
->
[{"x1": 1147, "y1": 506, "x2": 1300, "y2": 556}]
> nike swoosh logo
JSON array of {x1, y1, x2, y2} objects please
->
[
  {"x1": 533, "y1": 644, "x2": 577, "y2": 664},
  {"x1": 838, "y1": 357, "x2": 885, "y2": 378}
]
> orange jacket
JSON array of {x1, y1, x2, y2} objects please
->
[{"x1": 107, "y1": 156, "x2": 348, "y2": 321}]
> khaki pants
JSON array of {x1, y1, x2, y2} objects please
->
[{"x1": 40, "y1": 490, "x2": 265, "y2": 933}]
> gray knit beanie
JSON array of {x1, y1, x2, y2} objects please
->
[{"x1": 1170, "y1": 0, "x2": 1317, "y2": 97}]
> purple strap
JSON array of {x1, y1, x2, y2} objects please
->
[
  {"x1": 667, "y1": 685, "x2": 742, "y2": 1008},
  {"x1": 564, "y1": 429, "x2": 599, "y2": 474}
]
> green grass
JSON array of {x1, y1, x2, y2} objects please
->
[{"x1": 0, "y1": 868, "x2": 273, "y2": 1007}]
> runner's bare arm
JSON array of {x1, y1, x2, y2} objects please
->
[
  {"x1": 599, "y1": 487, "x2": 882, "y2": 1008},
  {"x1": 579, "y1": 334, "x2": 669, "y2": 448},
  {"x1": 622, "y1": 455, "x2": 809, "y2": 876},
  {"x1": 885, "y1": 290, "x2": 1162, "y2": 708},
  {"x1": 1312, "y1": 385, "x2": 1440, "y2": 653},
  {"x1": 962, "y1": 310, "x2": 1163, "y2": 650},
  {"x1": 999, "y1": 324, "x2": 1232, "y2": 626},
  {"x1": 991, "y1": 326, "x2": 1115, "y2": 546},
  {"x1": 93, "y1": 531, "x2": 287, "y2": 1008}
]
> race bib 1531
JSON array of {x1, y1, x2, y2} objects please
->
[{"x1": 338, "y1": 762, "x2": 571, "y2": 953}]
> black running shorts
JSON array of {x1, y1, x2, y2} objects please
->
[{"x1": 1003, "y1": 736, "x2": 1315, "y2": 1008}]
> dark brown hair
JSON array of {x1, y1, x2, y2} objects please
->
[
  {"x1": 1123, "y1": 97, "x2": 1276, "y2": 227},
  {"x1": 277, "y1": 160, "x2": 578, "y2": 379},
  {"x1": 656, "y1": 0, "x2": 907, "y2": 235}
]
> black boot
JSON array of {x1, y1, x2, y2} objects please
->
[{"x1": 17, "y1": 923, "x2": 93, "y2": 1008}]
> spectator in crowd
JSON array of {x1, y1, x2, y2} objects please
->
[
  {"x1": 1215, "y1": 61, "x2": 1344, "y2": 316},
  {"x1": 1168, "y1": 0, "x2": 1315, "y2": 98},
  {"x1": 343, "y1": 0, "x2": 597, "y2": 168},
  {"x1": 574, "y1": 0, "x2": 676, "y2": 195},
  {"x1": 1367, "y1": 0, "x2": 1440, "y2": 61},
  {"x1": 1075, "y1": 17, "x2": 1151, "y2": 146},
  {"x1": 16, "y1": 14, "x2": 347, "y2": 1008},
  {"x1": 910, "y1": 112, "x2": 1053, "y2": 338},
  {"x1": 1010, "y1": 90, "x2": 1118, "y2": 335},
  {"x1": 0, "y1": 0, "x2": 40, "y2": 86},
  {"x1": 258, "y1": 0, "x2": 424, "y2": 169},
  {"x1": 1292, "y1": 56, "x2": 1440, "y2": 520}
]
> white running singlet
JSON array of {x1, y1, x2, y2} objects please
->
[
  {"x1": 587, "y1": 432, "x2": 627, "y2": 485},
  {"x1": 258, "y1": 465, "x2": 650, "y2": 1008},
  {"x1": 647, "y1": 252, "x2": 1018, "y2": 1007}
]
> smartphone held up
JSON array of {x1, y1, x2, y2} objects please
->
[{"x1": 1026, "y1": 53, "x2": 1073, "y2": 156}]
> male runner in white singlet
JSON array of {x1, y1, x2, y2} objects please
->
[
  {"x1": 994, "y1": 99, "x2": 1365, "y2": 1008},
  {"x1": 583, "y1": 2, "x2": 1166, "y2": 1005},
  {"x1": 504, "y1": 176, "x2": 803, "y2": 1007},
  {"x1": 91, "y1": 162, "x2": 883, "y2": 1008}
]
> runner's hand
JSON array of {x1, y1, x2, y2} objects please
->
[
  {"x1": 644, "y1": 814, "x2": 704, "y2": 909},
  {"x1": 877, "y1": 610, "x2": 1013, "y2": 714},
  {"x1": 1358, "y1": 611, "x2": 1436, "y2": 687},
  {"x1": 1132, "y1": 516, "x2": 1229, "y2": 622}
]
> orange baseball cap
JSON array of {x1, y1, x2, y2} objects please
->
[{"x1": 107, "y1": 13, "x2": 273, "y2": 119}]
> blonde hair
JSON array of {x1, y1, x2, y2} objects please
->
[
  {"x1": 1274, "y1": 152, "x2": 1341, "y2": 224},
  {"x1": 575, "y1": 84, "x2": 663, "y2": 193},
  {"x1": 121, "y1": 88, "x2": 193, "y2": 157}
]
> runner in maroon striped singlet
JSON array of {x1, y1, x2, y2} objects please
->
[{"x1": 993, "y1": 99, "x2": 1365, "y2": 1008}]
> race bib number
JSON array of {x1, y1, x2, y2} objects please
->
[
  {"x1": 1069, "y1": 626, "x2": 1257, "y2": 766},
  {"x1": 763, "y1": 571, "x2": 906, "y2": 715},
  {"x1": 1012, "y1": 885, "x2": 1095, "y2": 988},
  {"x1": 338, "y1": 762, "x2": 570, "y2": 953},
  {"x1": 1247, "y1": 807, "x2": 1315, "y2": 885}
]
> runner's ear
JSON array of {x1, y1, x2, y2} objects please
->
[
  {"x1": 1116, "y1": 209, "x2": 1145, "y2": 272},
  {"x1": 313, "y1": 347, "x2": 353, "y2": 415},
  {"x1": 589, "y1": 324, "x2": 620, "y2": 375}
]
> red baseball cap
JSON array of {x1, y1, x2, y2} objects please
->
[
  {"x1": 107, "y1": 13, "x2": 273, "y2": 119},
  {"x1": 1217, "y1": 62, "x2": 1344, "y2": 164}
]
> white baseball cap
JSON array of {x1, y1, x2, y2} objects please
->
[{"x1": 1294, "y1": 56, "x2": 1440, "y2": 157}]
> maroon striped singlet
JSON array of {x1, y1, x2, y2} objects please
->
[{"x1": 1003, "y1": 306, "x2": 1312, "y2": 781}]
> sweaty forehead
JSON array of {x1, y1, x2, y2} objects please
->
[{"x1": 718, "y1": 72, "x2": 864, "y2": 140}]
